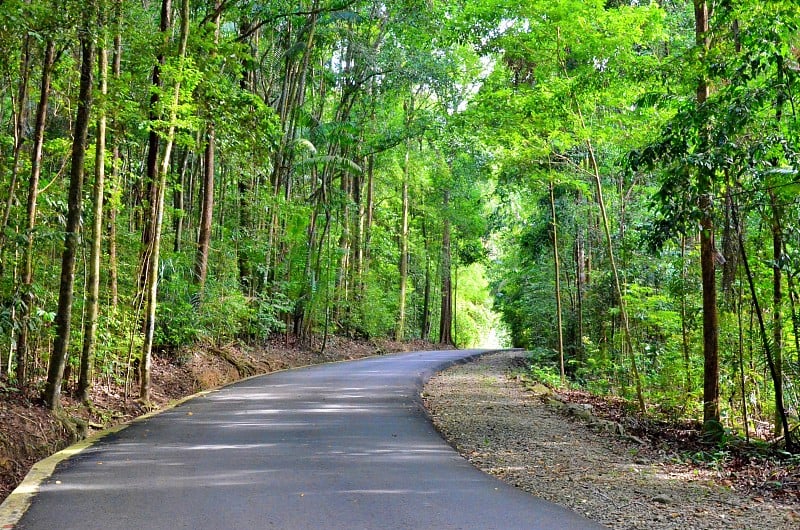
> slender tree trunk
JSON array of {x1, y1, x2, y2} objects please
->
[
  {"x1": 575, "y1": 222, "x2": 585, "y2": 361},
  {"x1": 194, "y1": 1, "x2": 221, "y2": 290},
  {"x1": 140, "y1": 0, "x2": 190, "y2": 402},
  {"x1": 237, "y1": 27, "x2": 254, "y2": 292},
  {"x1": 735, "y1": 206, "x2": 795, "y2": 452},
  {"x1": 195, "y1": 128, "x2": 215, "y2": 288},
  {"x1": 139, "y1": 0, "x2": 171, "y2": 290},
  {"x1": 361, "y1": 153, "x2": 375, "y2": 297},
  {"x1": 43, "y1": 16, "x2": 96, "y2": 411},
  {"x1": 78, "y1": 23, "x2": 109, "y2": 403},
  {"x1": 769, "y1": 190, "x2": 784, "y2": 437},
  {"x1": 15, "y1": 39, "x2": 56, "y2": 388},
  {"x1": 173, "y1": 149, "x2": 189, "y2": 253},
  {"x1": 737, "y1": 267, "x2": 749, "y2": 442},
  {"x1": 335, "y1": 170, "x2": 352, "y2": 319},
  {"x1": 786, "y1": 265, "x2": 800, "y2": 367},
  {"x1": 0, "y1": 34, "x2": 31, "y2": 257},
  {"x1": 721, "y1": 187, "x2": 740, "y2": 302},
  {"x1": 421, "y1": 213, "x2": 431, "y2": 341},
  {"x1": 396, "y1": 140, "x2": 410, "y2": 341},
  {"x1": 439, "y1": 189, "x2": 453, "y2": 345},
  {"x1": 108, "y1": 0, "x2": 123, "y2": 312},
  {"x1": 586, "y1": 139, "x2": 646, "y2": 413},
  {"x1": 549, "y1": 181, "x2": 566, "y2": 383},
  {"x1": 680, "y1": 235, "x2": 692, "y2": 401}
]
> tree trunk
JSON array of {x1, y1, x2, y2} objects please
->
[
  {"x1": 139, "y1": 0, "x2": 172, "y2": 290},
  {"x1": 550, "y1": 181, "x2": 565, "y2": 384},
  {"x1": 721, "y1": 187, "x2": 740, "y2": 303},
  {"x1": 769, "y1": 190, "x2": 783, "y2": 437},
  {"x1": 361, "y1": 153, "x2": 375, "y2": 298},
  {"x1": 680, "y1": 235, "x2": 692, "y2": 401},
  {"x1": 586, "y1": 139, "x2": 646, "y2": 413},
  {"x1": 173, "y1": 149, "x2": 189, "y2": 253},
  {"x1": 108, "y1": 0, "x2": 123, "y2": 313},
  {"x1": 421, "y1": 213, "x2": 431, "y2": 341},
  {"x1": 43, "y1": 18, "x2": 96, "y2": 411},
  {"x1": 575, "y1": 217, "x2": 585, "y2": 362},
  {"x1": 78, "y1": 23, "x2": 109, "y2": 403},
  {"x1": 396, "y1": 140, "x2": 410, "y2": 341},
  {"x1": 194, "y1": 1, "x2": 221, "y2": 291},
  {"x1": 195, "y1": 127, "x2": 215, "y2": 288},
  {"x1": 786, "y1": 263, "x2": 800, "y2": 367},
  {"x1": 439, "y1": 189, "x2": 453, "y2": 345},
  {"x1": 15, "y1": 39, "x2": 56, "y2": 388},
  {"x1": 0, "y1": 34, "x2": 31, "y2": 258},
  {"x1": 140, "y1": 0, "x2": 190, "y2": 403},
  {"x1": 695, "y1": 0, "x2": 721, "y2": 434},
  {"x1": 735, "y1": 206, "x2": 795, "y2": 452}
]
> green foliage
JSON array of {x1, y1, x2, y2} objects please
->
[
  {"x1": 3, "y1": 0, "x2": 796, "y2": 452},
  {"x1": 522, "y1": 347, "x2": 564, "y2": 388},
  {"x1": 249, "y1": 289, "x2": 293, "y2": 340}
]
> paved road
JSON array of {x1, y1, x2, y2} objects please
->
[{"x1": 16, "y1": 349, "x2": 603, "y2": 529}]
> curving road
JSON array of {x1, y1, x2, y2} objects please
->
[{"x1": 15, "y1": 349, "x2": 603, "y2": 529}]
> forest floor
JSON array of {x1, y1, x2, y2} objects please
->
[
  {"x1": 424, "y1": 351, "x2": 800, "y2": 530},
  {"x1": 0, "y1": 335, "x2": 442, "y2": 503}
]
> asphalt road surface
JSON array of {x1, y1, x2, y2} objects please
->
[{"x1": 16, "y1": 349, "x2": 604, "y2": 529}]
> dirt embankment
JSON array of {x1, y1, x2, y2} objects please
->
[{"x1": 0, "y1": 336, "x2": 444, "y2": 502}]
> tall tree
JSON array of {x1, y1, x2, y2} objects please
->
[
  {"x1": 43, "y1": 2, "x2": 97, "y2": 410},
  {"x1": 140, "y1": 0, "x2": 191, "y2": 402},
  {"x1": 15, "y1": 38, "x2": 57, "y2": 387},
  {"x1": 694, "y1": 0, "x2": 721, "y2": 435},
  {"x1": 78, "y1": 1, "x2": 110, "y2": 403},
  {"x1": 194, "y1": 0, "x2": 222, "y2": 290},
  {"x1": 439, "y1": 189, "x2": 453, "y2": 345}
]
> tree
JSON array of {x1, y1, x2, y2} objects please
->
[
  {"x1": 139, "y1": 0, "x2": 192, "y2": 402},
  {"x1": 43, "y1": 1, "x2": 97, "y2": 410},
  {"x1": 78, "y1": 0, "x2": 110, "y2": 403},
  {"x1": 16, "y1": 37, "x2": 57, "y2": 388}
]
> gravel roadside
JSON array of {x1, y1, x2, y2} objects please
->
[{"x1": 423, "y1": 351, "x2": 799, "y2": 530}]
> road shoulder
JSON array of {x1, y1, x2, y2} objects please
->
[{"x1": 423, "y1": 351, "x2": 798, "y2": 530}]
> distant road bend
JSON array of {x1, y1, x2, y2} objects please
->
[{"x1": 16, "y1": 349, "x2": 603, "y2": 529}]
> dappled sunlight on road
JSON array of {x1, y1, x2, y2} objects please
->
[{"x1": 18, "y1": 349, "x2": 600, "y2": 530}]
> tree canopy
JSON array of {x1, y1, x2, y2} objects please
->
[{"x1": 0, "y1": 0, "x2": 798, "y2": 450}]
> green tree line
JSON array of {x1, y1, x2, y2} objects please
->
[
  {"x1": 478, "y1": 0, "x2": 800, "y2": 450},
  {"x1": 1, "y1": 0, "x2": 798, "y2": 452},
  {"x1": 0, "y1": 0, "x2": 494, "y2": 411}
]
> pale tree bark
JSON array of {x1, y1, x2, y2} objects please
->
[
  {"x1": 78, "y1": 16, "x2": 109, "y2": 403},
  {"x1": 140, "y1": 0, "x2": 190, "y2": 402},
  {"x1": 396, "y1": 139, "x2": 410, "y2": 341},
  {"x1": 769, "y1": 56, "x2": 787, "y2": 438},
  {"x1": 574, "y1": 203, "x2": 585, "y2": 362},
  {"x1": 421, "y1": 212, "x2": 432, "y2": 341},
  {"x1": 43, "y1": 11, "x2": 96, "y2": 410},
  {"x1": 360, "y1": 153, "x2": 375, "y2": 298},
  {"x1": 680, "y1": 236, "x2": 692, "y2": 401},
  {"x1": 15, "y1": 39, "x2": 56, "y2": 388}
]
